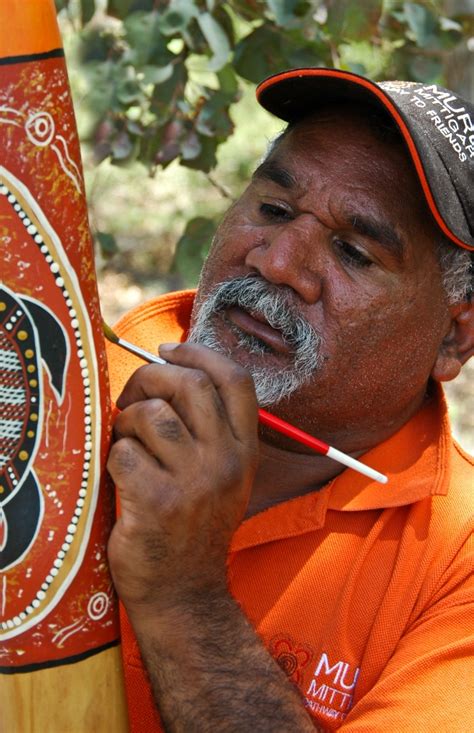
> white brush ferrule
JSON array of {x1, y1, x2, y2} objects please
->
[
  {"x1": 326, "y1": 446, "x2": 388, "y2": 484},
  {"x1": 118, "y1": 338, "x2": 167, "y2": 365}
]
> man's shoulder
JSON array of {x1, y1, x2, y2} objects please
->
[
  {"x1": 428, "y1": 437, "x2": 474, "y2": 545},
  {"x1": 114, "y1": 289, "x2": 196, "y2": 343},
  {"x1": 447, "y1": 438, "x2": 474, "y2": 509},
  {"x1": 106, "y1": 289, "x2": 196, "y2": 402}
]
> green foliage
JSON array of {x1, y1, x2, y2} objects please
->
[
  {"x1": 56, "y1": 0, "x2": 471, "y2": 282},
  {"x1": 173, "y1": 216, "x2": 217, "y2": 286},
  {"x1": 326, "y1": 0, "x2": 384, "y2": 40},
  {"x1": 95, "y1": 230, "x2": 119, "y2": 256},
  {"x1": 59, "y1": 0, "x2": 467, "y2": 171}
]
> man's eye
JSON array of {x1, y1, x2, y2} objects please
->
[
  {"x1": 259, "y1": 203, "x2": 293, "y2": 221},
  {"x1": 334, "y1": 239, "x2": 373, "y2": 268}
]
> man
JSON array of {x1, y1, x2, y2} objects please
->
[{"x1": 106, "y1": 68, "x2": 474, "y2": 732}]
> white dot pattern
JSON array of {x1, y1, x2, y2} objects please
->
[{"x1": 0, "y1": 181, "x2": 97, "y2": 632}]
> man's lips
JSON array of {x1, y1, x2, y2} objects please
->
[{"x1": 225, "y1": 306, "x2": 291, "y2": 354}]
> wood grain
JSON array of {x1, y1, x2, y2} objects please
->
[{"x1": 0, "y1": 645, "x2": 129, "y2": 733}]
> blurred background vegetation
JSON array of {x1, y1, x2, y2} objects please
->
[{"x1": 55, "y1": 0, "x2": 473, "y2": 452}]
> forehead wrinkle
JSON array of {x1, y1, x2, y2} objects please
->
[{"x1": 252, "y1": 158, "x2": 297, "y2": 190}]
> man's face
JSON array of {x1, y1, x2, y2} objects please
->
[{"x1": 190, "y1": 109, "x2": 452, "y2": 450}]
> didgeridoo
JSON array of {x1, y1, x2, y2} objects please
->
[{"x1": 0, "y1": 3, "x2": 128, "y2": 731}]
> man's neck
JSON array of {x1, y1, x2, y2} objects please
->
[
  {"x1": 245, "y1": 439, "x2": 343, "y2": 518},
  {"x1": 245, "y1": 388, "x2": 429, "y2": 518}
]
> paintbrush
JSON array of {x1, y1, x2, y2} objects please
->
[{"x1": 103, "y1": 321, "x2": 388, "y2": 484}]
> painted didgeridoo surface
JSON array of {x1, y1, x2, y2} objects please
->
[{"x1": 0, "y1": 2, "x2": 128, "y2": 730}]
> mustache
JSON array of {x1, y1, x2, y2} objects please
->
[
  {"x1": 189, "y1": 274, "x2": 322, "y2": 405},
  {"x1": 197, "y1": 274, "x2": 318, "y2": 352}
]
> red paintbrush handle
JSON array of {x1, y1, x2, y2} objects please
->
[
  {"x1": 258, "y1": 408, "x2": 329, "y2": 455},
  {"x1": 105, "y1": 335, "x2": 387, "y2": 483}
]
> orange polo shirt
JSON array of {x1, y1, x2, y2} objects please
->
[{"x1": 107, "y1": 290, "x2": 474, "y2": 733}]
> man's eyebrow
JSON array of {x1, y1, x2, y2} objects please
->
[
  {"x1": 252, "y1": 162, "x2": 405, "y2": 259},
  {"x1": 348, "y1": 213, "x2": 405, "y2": 260},
  {"x1": 252, "y1": 159, "x2": 297, "y2": 189}
]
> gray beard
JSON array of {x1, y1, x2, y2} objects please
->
[{"x1": 187, "y1": 275, "x2": 322, "y2": 406}]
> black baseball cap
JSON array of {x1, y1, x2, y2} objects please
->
[{"x1": 256, "y1": 68, "x2": 474, "y2": 251}]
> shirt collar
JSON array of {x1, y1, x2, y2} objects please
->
[
  {"x1": 231, "y1": 384, "x2": 452, "y2": 552},
  {"x1": 326, "y1": 383, "x2": 451, "y2": 512}
]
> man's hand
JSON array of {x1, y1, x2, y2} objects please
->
[
  {"x1": 107, "y1": 342, "x2": 317, "y2": 732},
  {"x1": 107, "y1": 342, "x2": 259, "y2": 618}
]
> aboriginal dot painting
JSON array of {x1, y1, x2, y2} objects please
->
[{"x1": 0, "y1": 49, "x2": 119, "y2": 671}]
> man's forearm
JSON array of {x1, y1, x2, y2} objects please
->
[
  {"x1": 107, "y1": 346, "x2": 318, "y2": 731},
  {"x1": 129, "y1": 589, "x2": 318, "y2": 733}
]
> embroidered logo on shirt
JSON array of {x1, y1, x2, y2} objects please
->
[
  {"x1": 305, "y1": 652, "x2": 360, "y2": 722},
  {"x1": 269, "y1": 634, "x2": 314, "y2": 685}
]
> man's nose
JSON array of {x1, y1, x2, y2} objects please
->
[{"x1": 244, "y1": 218, "x2": 323, "y2": 303}]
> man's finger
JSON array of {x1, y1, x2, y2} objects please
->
[
  {"x1": 114, "y1": 398, "x2": 193, "y2": 472},
  {"x1": 159, "y1": 342, "x2": 258, "y2": 443},
  {"x1": 108, "y1": 436, "x2": 167, "y2": 511},
  {"x1": 116, "y1": 361, "x2": 227, "y2": 440},
  {"x1": 116, "y1": 345, "x2": 258, "y2": 444}
]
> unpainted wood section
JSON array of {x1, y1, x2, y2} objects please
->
[{"x1": 0, "y1": 645, "x2": 129, "y2": 733}]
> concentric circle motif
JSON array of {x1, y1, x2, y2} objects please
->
[
  {"x1": 269, "y1": 634, "x2": 314, "y2": 686},
  {"x1": 277, "y1": 652, "x2": 298, "y2": 677},
  {"x1": 87, "y1": 592, "x2": 110, "y2": 622},
  {"x1": 25, "y1": 111, "x2": 55, "y2": 147},
  {"x1": 0, "y1": 167, "x2": 101, "y2": 642}
]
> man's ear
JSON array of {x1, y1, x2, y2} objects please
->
[{"x1": 431, "y1": 300, "x2": 474, "y2": 382}]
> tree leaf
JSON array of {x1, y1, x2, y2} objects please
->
[
  {"x1": 195, "y1": 89, "x2": 235, "y2": 138},
  {"x1": 338, "y1": 39, "x2": 391, "y2": 77},
  {"x1": 196, "y1": 12, "x2": 231, "y2": 70},
  {"x1": 111, "y1": 130, "x2": 133, "y2": 159},
  {"x1": 80, "y1": 0, "x2": 96, "y2": 24},
  {"x1": 157, "y1": 0, "x2": 199, "y2": 36},
  {"x1": 217, "y1": 64, "x2": 239, "y2": 95},
  {"x1": 155, "y1": 120, "x2": 186, "y2": 165},
  {"x1": 79, "y1": 26, "x2": 120, "y2": 63},
  {"x1": 108, "y1": 0, "x2": 135, "y2": 17},
  {"x1": 95, "y1": 230, "x2": 119, "y2": 257},
  {"x1": 326, "y1": 0, "x2": 384, "y2": 41},
  {"x1": 285, "y1": 32, "x2": 329, "y2": 68},
  {"x1": 234, "y1": 25, "x2": 327, "y2": 83},
  {"x1": 172, "y1": 216, "x2": 216, "y2": 285},
  {"x1": 128, "y1": 0, "x2": 156, "y2": 11},
  {"x1": 403, "y1": 2, "x2": 438, "y2": 47},
  {"x1": 181, "y1": 129, "x2": 202, "y2": 160},
  {"x1": 124, "y1": 12, "x2": 174, "y2": 67},
  {"x1": 233, "y1": 26, "x2": 288, "y2": 83},
  {"x1": 150, "y1": 61, "x2": 188, "y2": 123},
  {"x1": 142, "y1": 64, "x2": 174, "y2": 85},
  {"x1": 181, "y1": 135, "x2": 218, "y2": 172},
  {"x1": 116, "y1": 68, "x2": 143, "y2": 104},
  {"x1": 265, "y1": 0, "x2": 309, "y2": 27},
  {"x1": 227, "y1": 0, "x2": 267, "y2": 21},
  {"x1": 214, "y1": 5, "x2": 235, "y2": 46},
  {"x1": 408, "y1": 55, "x2": 443, "y2": 82}
]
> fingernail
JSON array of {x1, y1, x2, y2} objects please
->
[{"x1": 159, "y1": 342, "x2": 180, "y2": 352}]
